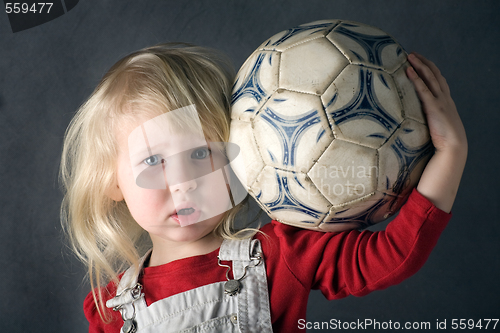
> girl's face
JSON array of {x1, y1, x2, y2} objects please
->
[{"x1": 113, "y1": 106, "x2": 233, "y2": 245}]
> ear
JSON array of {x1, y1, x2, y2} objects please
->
[{"x1": 105, "y1": 182, "x2": 124, "y2": 202}]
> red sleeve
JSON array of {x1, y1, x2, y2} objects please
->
[
  {"x1": 271, "y1": 188, "x2": 452, "y2": 300},
  {"x1": 84, "y1": 292, "x2": 104, "y2": 333},
  {"x1": 84, "y1": 285, "x2": 123, "y2": 333}
]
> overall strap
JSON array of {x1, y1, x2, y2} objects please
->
[
  {"x1": 218, "y1": 237, "x2": 254, "y2": 260},
  {"x1": 218, "y1": 237, "x2": 273, "y2": 333},
  {"x1": 106, "y1": 250, "x2": 151, "y2": 311}
]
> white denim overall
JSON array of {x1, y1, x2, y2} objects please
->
[{"x1": 106, "y1": 238, "x2": 273, "y2": 333}]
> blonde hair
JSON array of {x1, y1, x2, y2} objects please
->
[{"x1": 59, "y1": 42, "x2": 253, "y2": 321}]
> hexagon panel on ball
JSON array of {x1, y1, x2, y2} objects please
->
[
  {"x1": 327, "y1": 21, "x2": 407, "y2": 73},
  {"x1": 253, "y1": 90, "x2": 333, "y2": 173},
  {"x1": 325, "y1": 64, "x2": 404, "y2": 149},
  {"x1": 259, "y1": 20, "x2": 340, "y2": 52},
  {"x1": 251, "y1": 166, "x2": 331, "y2": 229},
  {"x1": 279, "y1": 37, "x2": 348, "y2": 95},
  {"x1": 308, "y1": 139, "x2": 378, "y2": 207}
]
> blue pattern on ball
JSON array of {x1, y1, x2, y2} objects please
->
[
  {"x1": 390, "y1": 136, "x2": 434, "y2": 194},
  {"x1": 265, "y1": 22, "x2": 334, "y2": 48},
  {"x1": 335, "y1": 24, "x2": 400, "y2": 68},
  {"x1": 330, "y1": 68, "x2": 399, "y2": 131},
  {"x1": 260, "y1": 106, "x2": 321, "y2": 167},
  {"x1": 231, "y1": 52, "x2": 269, "y2": 106},
  {"x1": 264, "y1": 171, "x2": 323, "y2": 222}
]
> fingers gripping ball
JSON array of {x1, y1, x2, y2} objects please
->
[{"x1": 229, "y1": 20, "x2": 433, "y2": 232}]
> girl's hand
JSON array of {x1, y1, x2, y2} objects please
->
[
  {"x1": 406, "y1": 52, "x2": 467, "y2": 213},
  {"x1": 407, "y1": 53, "x2": 467, "y2": 153}
]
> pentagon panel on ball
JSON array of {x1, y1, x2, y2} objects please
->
[{"x1": 230, "y1": 19, "x2": 434, "y2": 232}]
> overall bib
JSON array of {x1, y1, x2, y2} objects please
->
[{"x1": 106, "y1": 238, "x2": 273, "y2": 333}]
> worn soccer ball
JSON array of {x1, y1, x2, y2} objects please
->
[{"x1": 229, "y1": 20, "x2": 433, "y2": 231}]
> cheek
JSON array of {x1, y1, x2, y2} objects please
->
[
  {"x1": 124, "y1": 188, "x2": 171, "y2": 221},
  {"x1": 199, "y1": 171, "x2": 232, "y2": 211}
]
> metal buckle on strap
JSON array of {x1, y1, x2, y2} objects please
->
[
  {"x1": 218, "y1": 253, "x2": 262, "y2": 296},
  {"x1": 111, "y1": 283, "x2": 143, "y2": 333}
]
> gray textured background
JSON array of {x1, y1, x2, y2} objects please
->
[{"x1": 0, "y1": 1, "x2": 499, "y2": 332}]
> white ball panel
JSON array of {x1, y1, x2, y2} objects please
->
[
  {"x1": 259, "y1": 20, "x2": 340, "y2": 52},
  {"x1": 309, "y1": 139, "x2": 378, "y2": 206},
  {"x1": 228, "y1": 120, "x2": 265, "y2": 189},
  {"x1": 327, "y1": 21, "x2": 406, "y2": 73},
  {"x1": 280, "y1": 37, "x2": 349, "y2": 95}
]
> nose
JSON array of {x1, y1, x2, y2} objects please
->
[
  {"x1": 165, "y1": 156, "x2": 198, "y2": 193},
  {"x1": 169, "y1": 178, "x2": 197, "y2": 193}
]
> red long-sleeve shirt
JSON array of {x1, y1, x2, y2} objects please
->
[{"x1": 84, "y1": 189, "x2": 451, "y2": 332}]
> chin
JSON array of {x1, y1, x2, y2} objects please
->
[{"x1": 163, "y1": 227, "x2": 211, "y2": 243}]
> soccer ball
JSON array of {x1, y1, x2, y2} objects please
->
[{"x1": 229, "y1": 20, "x2": 433, "y2": 232}]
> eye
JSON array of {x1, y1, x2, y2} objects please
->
[
  {"x1": 191, "y1": 147, "x2": 211, "y2": 160},
  {"x1": 143, "y1": 155, "x2": 162, "y2": 166}
]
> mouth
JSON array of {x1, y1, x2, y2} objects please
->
[
  {"x1": 177, "y1": 208, "x2": 195, "y2": 215},
  {"x1": 170, "y1": 203, "x2": 201, "y2": 227}
]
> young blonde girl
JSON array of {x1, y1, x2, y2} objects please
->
[
  {"x1": 59, "y1": 42, "x2": 248, "y2": 321},
  {"x1": 60, "y1": 43, "x2": 466, "y2": 332}
]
